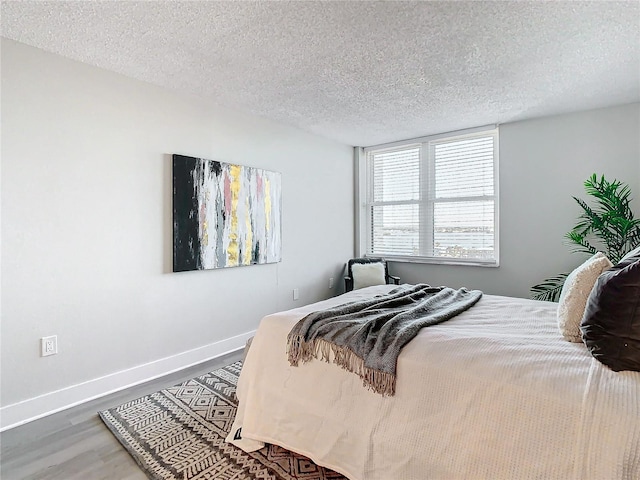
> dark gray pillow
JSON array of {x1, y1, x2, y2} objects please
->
[{"x1": 580, "y1": 254, "x2": 640, "y2": 372}]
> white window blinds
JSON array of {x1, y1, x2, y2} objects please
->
[
  {"x1": 371, "y1": 146, "x2": 420, "y2": 256},
  {"x1": 364, "y1": 128, "x2": 498, "y2": 265}
]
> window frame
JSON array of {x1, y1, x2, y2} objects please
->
[{"x1": 356, "y1": 125, "x2": 500, "y2": 267}]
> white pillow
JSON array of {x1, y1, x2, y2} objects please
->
[
  {"x1": 352, "y1": 262, "x2": 386, "y2": 290},
  {"x1": 557, "y1": 252, "x2": 613, "y2": 342}
]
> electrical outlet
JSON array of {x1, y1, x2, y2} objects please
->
[
  {"x1": 293, "y1": 288, "x2": 299, "y2": 300},
  {"x1": 329, "y1": 277, "x2": 334, "y2": 289},
  {"x1": 41, "y1": 335, "x2": 58, "y2": 357}
]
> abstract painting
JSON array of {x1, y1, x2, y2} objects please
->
[{"x1": 173, "y1": 154, "x2": 281, "y2": 272}]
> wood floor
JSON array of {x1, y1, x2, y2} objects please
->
[{"x1": 0, "y1": 351, "x2": 243, "y2": 480}]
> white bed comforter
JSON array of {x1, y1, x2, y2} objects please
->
[{"x1": 227, "y1": 285, "x2": 640, "y2": 480}]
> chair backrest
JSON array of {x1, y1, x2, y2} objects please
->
[
  {"x1": 345, "y1": 257, "x2": 399, "y2": 292},
  {"x1": 347, "y1": 257, "x2": 388, "y2": 280},
  {"x1": 344, "y1": 257, "x2": 390, "y2": 292}
]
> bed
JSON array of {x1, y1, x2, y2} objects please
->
[{"x1": 227, "y1": 284, "x2": 640, "y2": 480}]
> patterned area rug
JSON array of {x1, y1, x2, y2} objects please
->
[{"x1": 99, "y1": 361, "x2": 345, "y2": 480}]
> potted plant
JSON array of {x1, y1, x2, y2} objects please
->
[{"x1": 531, "y1": 174, "x2": 640, "y2": 302}]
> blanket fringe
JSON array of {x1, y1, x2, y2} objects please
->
[{"x1": 287, "y1": 335, "x2": 396, "y2": 396}]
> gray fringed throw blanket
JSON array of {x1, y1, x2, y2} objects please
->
[{"x1": 287, "y1": 284, "x2": 482, "y2": 396}]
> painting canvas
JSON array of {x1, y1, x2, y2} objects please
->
[{"x1": 173, "y1": 154, "x2": 282, "y2": 272}]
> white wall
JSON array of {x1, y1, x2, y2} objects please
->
[
  {"x1": 391, "y1": 103, "x2": 640, "y2": 298},
  {"x1": 0, "y1": 39, "x2": 354, "y2": 427}
]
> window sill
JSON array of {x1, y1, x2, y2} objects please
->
[{"x1": 369, "y1": 255, "x2": 499, "y2": 268}]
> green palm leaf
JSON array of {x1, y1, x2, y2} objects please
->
[
  {"x1": 567, "y1": 174, "x2": 640, "y2": 264},
  {"x1": 530, "y1": 273, "x2": 569, "y2": 302}
]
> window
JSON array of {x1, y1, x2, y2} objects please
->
[{"x1": 359, "y1": 127, "x2": 498, "y2": 266}]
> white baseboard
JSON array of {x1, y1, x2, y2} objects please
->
[{"x1": 0, "y1": 330, "x2": 255, "y2": 432}]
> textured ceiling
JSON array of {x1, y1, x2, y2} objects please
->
[{"x1": 2, "y1": 1, "x2": 639, "y2": 146}]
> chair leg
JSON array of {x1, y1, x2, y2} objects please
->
[{"x1": 345, "y1": 277, "x2": 354, "y2": 292}]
